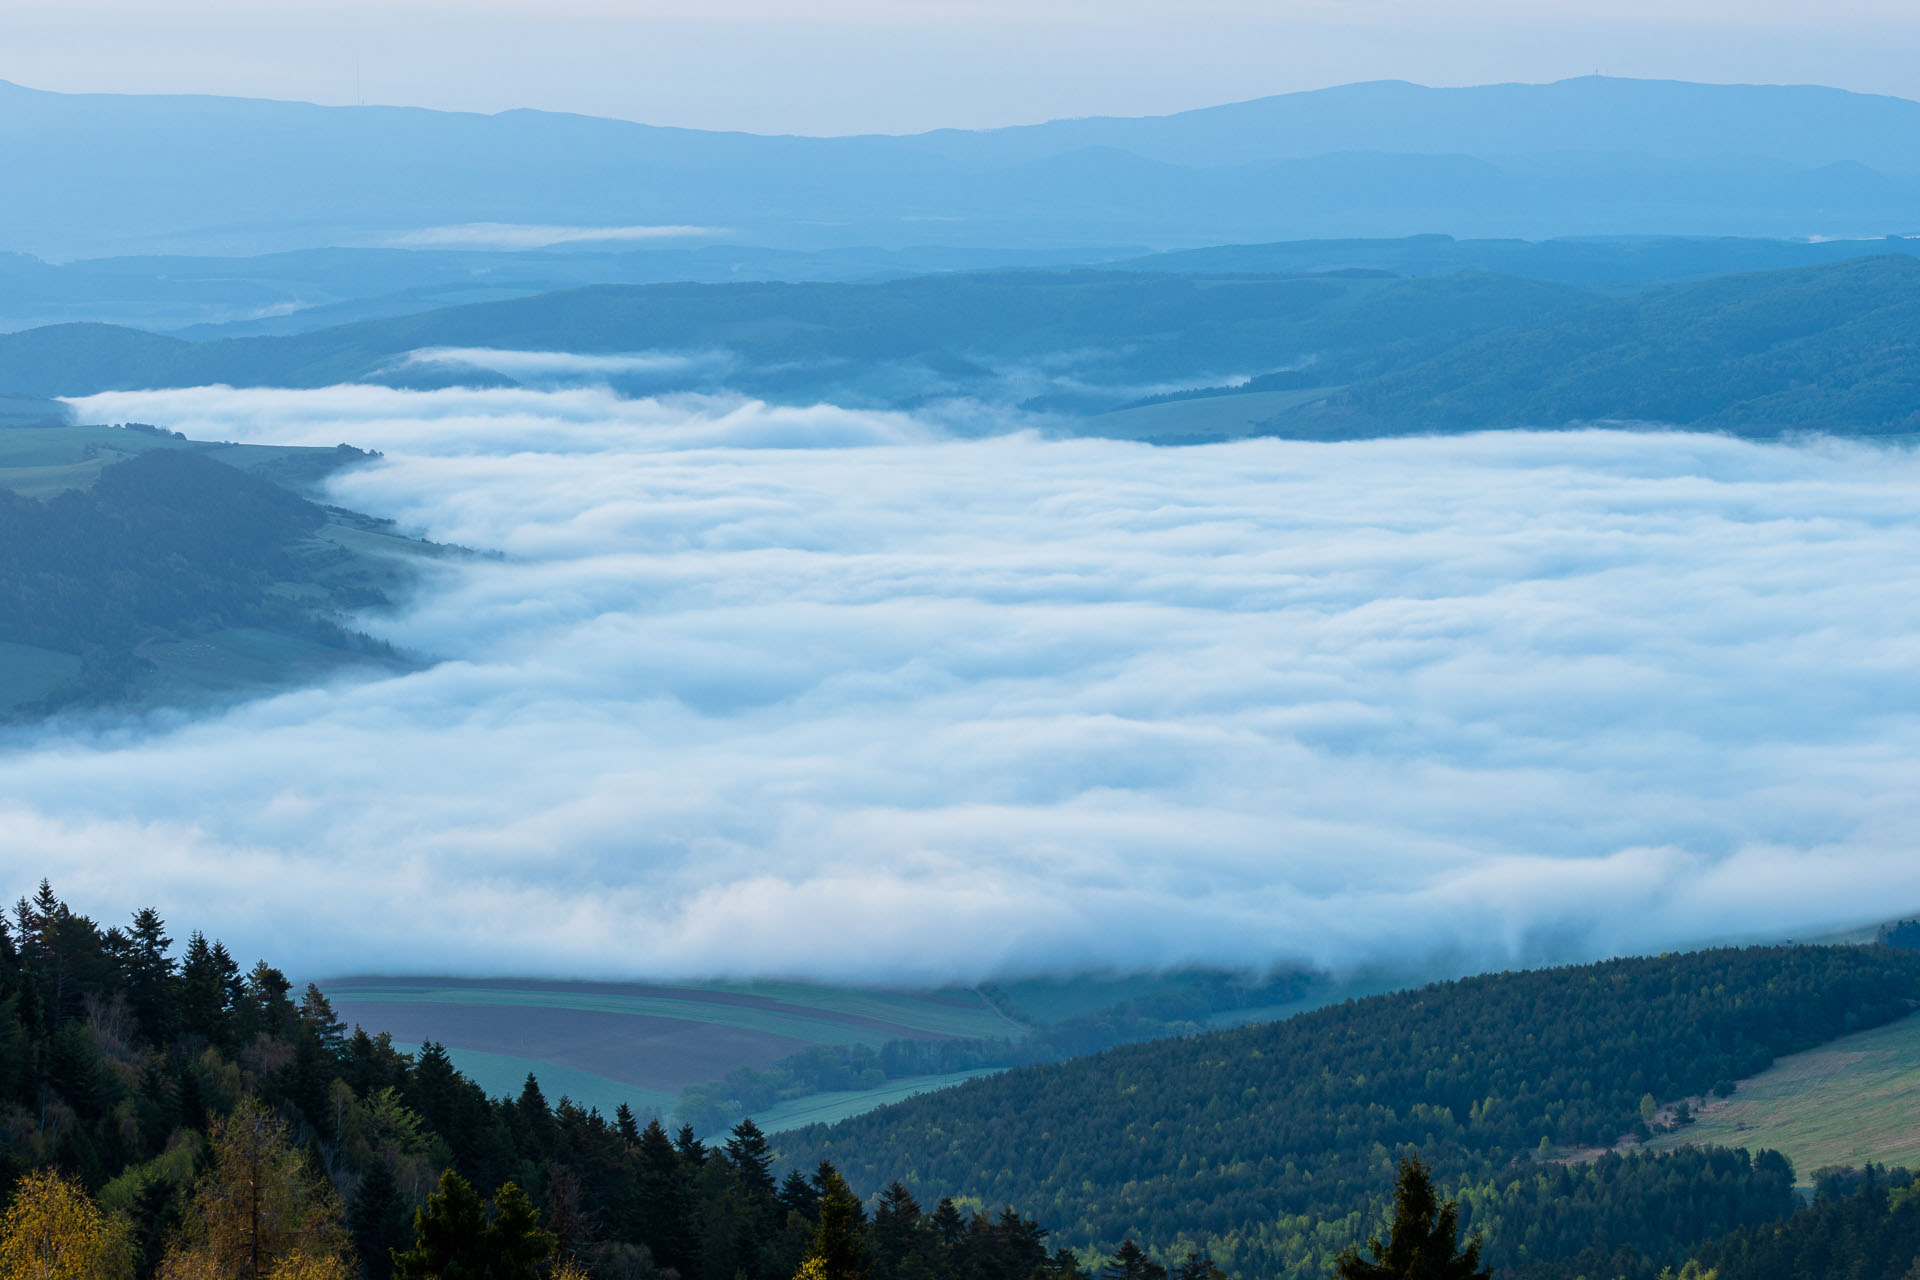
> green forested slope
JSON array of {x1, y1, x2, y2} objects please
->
[
  {"x1": 777, "y1": 947, "x2": 1920, "y2": 1278},
  {"x1": 0, "y1": 446, "x2": 411, "y2": 712}
]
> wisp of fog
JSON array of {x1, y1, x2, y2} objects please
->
[{"x1": 14, "y1": 382, "x2": 1920, "y2": 981}]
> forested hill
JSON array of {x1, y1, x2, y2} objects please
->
[
  {"x1": 777, "y1": 946, "x2": 1920, "y2": 1279},
  {"x1": 0, "y1": 441, "x2": 416, "y2": 715}
]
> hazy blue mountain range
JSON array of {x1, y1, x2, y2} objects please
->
[
  {"x1": 16, "y1": 254, "x2": 1920, "y2": 436},
  {"x1": 8, "y1": 76, "x2": 1920, "y2": 258}
]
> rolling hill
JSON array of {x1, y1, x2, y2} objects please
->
[{"x1": 0, "y1": 424, "x2": 430, "y2": 715}]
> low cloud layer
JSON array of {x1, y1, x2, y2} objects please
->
[{"x1": 17, "y1": 384, "x2": 1920, "y2": 983}]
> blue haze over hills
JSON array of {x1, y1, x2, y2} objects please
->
[{"x1": 8, "y1": 75, "x2": 1920, "y2": 259}]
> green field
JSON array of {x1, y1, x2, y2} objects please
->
[
  {"x1": 745, "y1": 1069, "x2": 1004, "y2": 1137},
  {"x1": 391, "y1": 1042, "x2": 678, "y2": 1121},
  {"x1": 1647, "y1": 1010, "x2": 1920, "y2": 1178},
  {"x1": 1073, "y1": 387, "x2": 1336, "y2": 443},
  {"x1": 674, "y1": 980, "x2": 1020, "y2": 1041}
]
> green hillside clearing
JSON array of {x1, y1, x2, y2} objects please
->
[
  {"x1": 745, "y1": 1069, "x2": 1004, "y2": 1137},
  {"x1": 1647, "y1": 1011, "x2": 1920, "y2": 1178}
]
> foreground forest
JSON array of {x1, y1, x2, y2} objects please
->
[
  {"x1": 0, "y1": 882, "x2": 1081, "y2": 1280},
  {"x1": 6, "y1": 880, "x2": 1920, "y2": 1280}
]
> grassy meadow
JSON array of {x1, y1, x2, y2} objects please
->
[{"x1": 1647, "y1": 1010, "x2": 1920, "y2": 1179}]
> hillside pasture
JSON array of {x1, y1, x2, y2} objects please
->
[
  {"x1": 749, "y1": 1069, "x2": 1004, "y2": 1137},
  {"x1": 1073, "y1": 387, "x2": 1335, "y2": 443},
  {"x1": 1646, "y1": 1011, "x2": 1920, "y2": 1178},
  {"x1": 0, "y1": 422, "x2": 375, "y2": 498}
]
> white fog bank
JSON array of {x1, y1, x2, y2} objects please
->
[{"x1": 13, "y1": 384, "x2": 1920, "y2": 981}]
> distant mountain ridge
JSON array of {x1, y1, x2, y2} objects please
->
[{"x1": 6, "y1": 76, "x2": 1920, "y2": 257}]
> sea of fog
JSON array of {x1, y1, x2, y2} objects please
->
[{"x1": 11, "y1": 383, "x2": 1920, "y2": 981}]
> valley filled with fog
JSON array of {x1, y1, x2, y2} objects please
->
[{"x1": 1, "y1": 380, "x2": 1911, "y2": 981}]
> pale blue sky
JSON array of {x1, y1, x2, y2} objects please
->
[{"x1": 5, "y1": 0, "x2": 1920, "y2": 134}]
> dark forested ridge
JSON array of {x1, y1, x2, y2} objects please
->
[
  {"x1": 0, "y1": 446, "x2": 413, "y2": 714},
  {"x1": 778, "y1": 946, "x2": 1920, "y2": 1279}
]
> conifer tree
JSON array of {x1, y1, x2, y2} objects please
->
[
  {"x1": 868, "y1": 1183, "x2": 923, "y2": 1280},
  {"x1": 636, "y1": 1118, "x2": 696, "y2": 1276},
  {"x1": 780, "y1": 1170, "x2": 823, "y2": 1224},
  {"x1": 805, "y1": 1163, "x2": 870, "y2": 1280},
  {"x1": 1101, "y1": 1242, "x2": 1165, "y2": 1280},
  {"x1": 348, "y1": 1158, "x2": 412, "y2": 1280},
  {"x1": 1333, "y1": 1158, "x2": 1488, "y2": 1280},
  {"x1": 391, "y1": 1170, "x2": 557, "y2": 1280},
  {"x1": 123, "y1": 907, "x2": 175, "y2": 1044},
  {"x1": 178, "y1": 934, "x2": 230, "y2": 1046},
  {"x1": 727, "y1": 1118, "x2": 778, "y2": 1207}
]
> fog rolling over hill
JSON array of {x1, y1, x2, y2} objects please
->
[{"x1": 8, "y1": 75, "x2": 1920, "y2": 258}]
